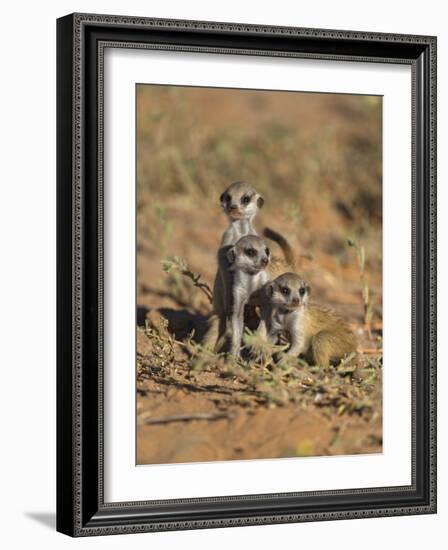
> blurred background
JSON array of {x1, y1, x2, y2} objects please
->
[{"x1": 136, "y1": 84, "x2": 382, "y2": 322}]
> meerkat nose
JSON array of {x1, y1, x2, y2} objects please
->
[{"x1": 229, "y1": 204, "x2": 238, "y2": 210}]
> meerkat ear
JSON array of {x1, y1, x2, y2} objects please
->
[
  {"x1": 226, "y1": 247, "x2": 236, "y2": 264},
  {"x1": 257, "y1": 195, "x2": 265, "y2": 209}
]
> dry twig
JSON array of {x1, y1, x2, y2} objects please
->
[
  {"x1": 162, "y1": 256, "x2": 213, "y2": 304},
  {"x1": 144, "y1": 412, "x2": 235, "y2": 425}
]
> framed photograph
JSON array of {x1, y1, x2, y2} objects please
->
[{"x1": 56, "y1": 13, "x2": 437, "y2": 536}]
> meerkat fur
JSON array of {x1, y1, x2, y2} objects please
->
[
  {"x1": 202, "y1": 182, "x2": 265, "y2": 350},
  {"x1": 262, "y1": 227, "x2": 296, "y2": 277},
  {"x1": 257, "y1": 272, "x2": 356, "y2": 366},
  {"x1": 214, "y1": 235, "x2": 271, "y2": 357}
]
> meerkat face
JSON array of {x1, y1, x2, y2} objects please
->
[
  {"x1": 226, "y1": 235, "x2": 270, "y2": 275},
  {"x1": 220, "y1": 181, "x2": 264, "y2": 221},
  {"x1": 267, "y1": 272, "x2": 310, "y2": 310}
]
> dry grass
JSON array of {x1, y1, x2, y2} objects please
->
[
  {"x1": 135, "y1": 85, "x2": 383, "y2": 463},
  {"x1": 138, "y1": 312, "x2": 382, "y2": 416}
]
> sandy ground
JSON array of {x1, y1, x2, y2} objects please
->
[{"x1": 136, "y1": 85, "x2": 383, "y2": 465}]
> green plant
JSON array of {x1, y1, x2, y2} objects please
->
[
  {"x1": 347, "y1": 238, "x2": 374, "y2": 330},
  {"x1": 138, "y1": 309, "x2": 382, "y2": 419}
]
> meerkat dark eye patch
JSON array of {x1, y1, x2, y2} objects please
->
[
  {"x1": 220, "y1": 193, "x2": 230, "y2": 203},
  {"x1": 281, "y1": 287, "x2": 291, "y2": 296},
  {"x1": 241, "y1": 195, "x2": 251, "y2": 205},
  {"x1": 299, "y1": 287, "x2": 306, "y2": 296},
  {"x1": 245, "y1": 248, "x2": 257, "y2": 257},
  {"x1": 226, "y1": 247, "x2": 236, "y2": 264},
  {"x1": 265, "y1": 247, "x2": 270, "y2": 256}
]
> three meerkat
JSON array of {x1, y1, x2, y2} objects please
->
[{"x1": 202, "y1": 181, "x2": 356, "y2": 364}]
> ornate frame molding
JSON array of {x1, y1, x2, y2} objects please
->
[{"x1": 57, "y1": 13, "x2": 437, "y2": 537}]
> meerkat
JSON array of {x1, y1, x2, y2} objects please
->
[
  {"x1": 202, "y1": 182, "x2": 265, "y2": 350},
  {"x1": 218, "y1": 181, "x2": 265, "y2": 246},
  {"x1": 256, "y1": 272, "x2": 356, "y2": 366},
  {"x1": 214, "y1": 235, "x2": 271, "y2": 357}
]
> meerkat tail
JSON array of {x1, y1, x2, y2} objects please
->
[{"x1": 263, "y1": 227, "x2": 296, "y2": 269}]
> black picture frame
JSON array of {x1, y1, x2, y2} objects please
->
[{"x1": 57, "y1": 13, "x2": 437, "y2": 537}]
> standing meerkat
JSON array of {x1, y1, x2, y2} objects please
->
[
  {"x1": 256, "y1": 272, "x2": 356, "y2": 366},
  {"x1": 218, "y1": 181, "x2": 265, "y2": 246},
  {"x1": 202, "y1": 181, "x2": 265, "y2": 350},
  {"x1": 216, "y1": 235, "x2": 271, "y2": 357}
]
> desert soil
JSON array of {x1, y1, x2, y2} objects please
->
[{"x1": 136, "y1": 85, "x2": 383, "y2": 465}]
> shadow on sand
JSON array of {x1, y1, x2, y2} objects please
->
[{"x1": 137, "y1": 305, "x2": 208, "y2": 342}]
